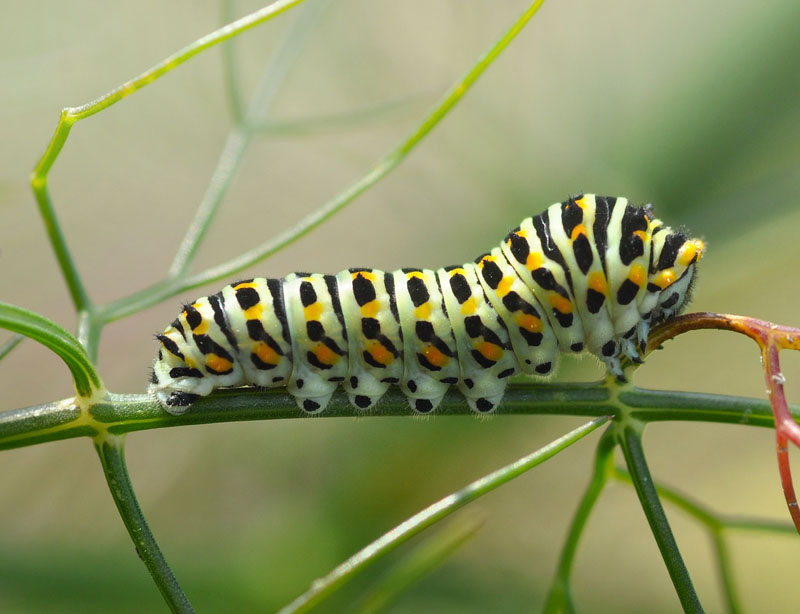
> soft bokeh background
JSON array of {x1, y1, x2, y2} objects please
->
[{"x1": 1, "y1": 0, "x2": 800, "y2": 611}]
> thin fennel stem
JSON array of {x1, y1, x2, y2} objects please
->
[
  {"x1": 0, "y1": 334, "x2": 24, "y2": 362},
  {"x1": 712, "y1": 532, "x2": 742, "y2": 614},
  {"x1": 97, "y1": 0, "x2": 549, "y2": 321},
  {"x1": 355, "y1": 512, "x2": 485, "y2": 614},
  {"x1": 221, "y1": 0, "x2": 246, "y2": 124},
  {"x1": 168, "y1": 0, "x2": 330, "y2": 278},
  {"x1": 95, "y1": 434, "x2": 193, "y2": 613},
  {"x1": 172, "y1": 0, "x2": 550, "y2": 290},
  {"x1": 544, "y1": 425, "x2": 616, "y2": 614},
  {"x1": 2, "y1": 384, "x2": 797, "y2": 452},
  {"x1": 618, "y1": 422, "x2": 703, "y2": 613},
  {"x1": 28, "y1": 0, "x2": 307, "y2": 329},
  {"x1": 277, "y1": 416, "x2": 609, "y2": 614},
  {"x1": 30, "y1": 115, "x2": 90, "y2": 313}
]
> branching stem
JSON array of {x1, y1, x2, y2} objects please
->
[{"x1": 95, "y1": 434, "x2": 194, "y2": 613}]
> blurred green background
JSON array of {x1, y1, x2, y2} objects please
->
[{"x1": 1, "y1": 0, "x2": 800, "y2": 611}]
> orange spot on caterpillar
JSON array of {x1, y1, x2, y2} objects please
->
[
  {"x1": 422, "y1": 345, "x2": 449, "y2": 368},
  {"x1": 233, "y1": 281, "x2": 257, "y2": 290},
  {"x1": 526, "y1": 252, "x2": 543, "y2": 270},
  {"x1": 628, "y1": 264, "x2": 646, "y2": 287},
  {"x1": 633, "y1": 229, "x2": 647, "y2": 242},
  {"x1": 352, "y1": 270, "x2": 376, "y2": 282},
  {"x1": 192, "y1": 319, "x2": 209, "y2": 335},
  {"x1": 360, "y1": 300, "x2": 380, "y2": 318},
  {"x1": 548, "y1": 294, "x2": 573, "y2": 314},
  {"x1": 653, "y1": 269, "x2": 676, "y2": 289},
  {"x1": 406, "y1": 271, "x2": 425, "y2": 280},
  {"x1": 516, "y1": 313, "x2": 543, "y2": 333},
  {"x1": 574, "y1": 196, "x2": 587, "y2": 209},
  {"x1": 460, "y1": 297, "x2": 478, "y2": 315},
  {"x1": 206, "y1": 354, "x2": 232, "y2": 373},
  {"x1": 414, "y1": 303, "x2": 432, "y2": 319},
  {"x1": 476, "y1": 341, "x2": 503, "y2": 362},
  {"x1": 304, "y1": 303, "x2": 323, "y2": 321},
  {"x1": 244, "y1": 303, "x2": 263, "y2": 319},
  {"x1": 678, "y1": 241, "x2": 703, "y2": 266},
  {"x1": 255, "y1": 342, "x2": 280, "y2": 365},
  {"x1": 314, "y1": 343, "x2": 339, "y2": 366},
  {"x1": 588, "y1": 271, "x2": 607, "y2": 294},
  {"x1": 570, "y1": 224, "x2": 587, "y2": 241},
  {"x1": 496, "y1": 276, "x2": 513, "y2": 297},
  {"x1": 478, "y1": 255, "x2": 496, "y2": 269},
  {"x1": 367, "y1": 341, "x2": 393, "y2": 366}
]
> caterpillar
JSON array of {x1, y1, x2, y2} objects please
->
[{"x1": 150, "y1": 194, "x2": 705, "y2": 415}]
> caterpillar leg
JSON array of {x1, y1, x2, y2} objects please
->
[
  {"x1": 465, "y1": 393, "x2": 504, "y2": 414},
  {"x1": 408, "y1": 395, "x2": 445, "y2": 415},
  {"x1": 346, "y1": 391, "x2": 383, "y2": 410},
  {"x1": 295, "y1": 392, "x2": 334, "y2": 414}
]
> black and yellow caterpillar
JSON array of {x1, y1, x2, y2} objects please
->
[{"x1": 150, "y1": 194, "x2": 704, "y2": 415}]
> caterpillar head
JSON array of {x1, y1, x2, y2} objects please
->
[
  {"x1": 649, "y1": 233, "x2": 705, "y2": 324},
  {"x1": 149, "y1": 329, "x2": 207, "y2": 414}
]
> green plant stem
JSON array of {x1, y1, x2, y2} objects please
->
[
  {"x1": 544, "y1": 425, "x2": 617, "y2": 614},
  {"x1": 356, "y1": 511, "x2": 485, "y2": 614},
  {"x1": 221, "y1": 0, "x2": 246, "y2": 123},
  {"x1": 257, "y1": 92, "x2": 430, "y2": 135},
  {"x1": 28, "y1": 0, "x2": 307, "y2": 316},
  {"x1": 98, "y1": 0, "x2": 549, "y2": 321},
  {"x1": 612, "y1": 465, "x2": 795, "y2": 614},
  {"x1": 95, "y1": 434, "x2": 193, "y2": 613},
  {"x1": 30, "y1": 144, "x2": 91, "y2": 312},
  {"x1": 0, "y1": 301, "x2": 103, "y2": 398},
  {"x1": 0, "y1": 334, "x2": 23, "y2": 362},
  {"x1": 278, "y1": 416, "x2": 609, "y2": 614},
  {"x1": 184, "y1": 0, "x2": 548, "y2": 289},
  {"x1": 2, "y1": 385, "x2": 795, "y2": 452},
  {"x1": 712, "y1": 532, "x2": 741, "y2": 614},
  {"x1": 618, "y1": 422, "x2": 703, "y2": 613},
  {"x1": 168, "y1": 0, "x2": 330, "y2": 278}
]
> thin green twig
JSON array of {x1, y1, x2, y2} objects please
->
[
  {"x1": 95, "y1": 434, "x2": 193, "y2": 613},
  {"x1": 356, "y1": 511, "x2": 485, "y2": 614},
  {"x1": 221, "y1": 0, "x2": 246, "y2": 123},
  {"x1": 168, "y1": 0, "x2": 331, "y2": 278},
  {"x1": 544, "y1": 425, "x2": 617, "y2": 614},
  {"x1": 182, "y1": 0, "x2": 548, "y2": 290},
  {"x1": 0, "y1": 334, "x2": 23, "y2": 362},
  {"x1": 0, "y1": 301, "x2": 103, "y2": 399},
  {"x1": 617, "y1": 422, "x2": 703, "y2": 613},
  {"x1": 29, "y1": 0, "x2": 307, "y2": 316},
  {"x1": 256, "y1": 92, "x2": 431, "y2": 135},
  {"x1": 99, "y1": 0, "x2": 549, "y2": 321},
  {"x1": 277, "y1": 416, "x2": 609, "y2": 614},
  {"x1": 612, "y1": 465, "x2": 796, "y2": 614}
]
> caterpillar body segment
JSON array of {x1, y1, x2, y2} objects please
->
[{"x1": 150, "y1": 194, "x2": 705, "y2": 415}]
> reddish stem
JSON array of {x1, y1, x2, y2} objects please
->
[{"x1": 648, "y1": 312, "x2": 800, "y2": 533}]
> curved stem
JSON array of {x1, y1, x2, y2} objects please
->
[
  {"x1": 0, "y1": 301, "x2": 104, "y2": 399},
  {"x1": 95, "y1": 434, "x2": 193, "y2": 613},
  {"x1": 617, "y1": 422, "x2": 703, "y2": 613},
  {"x1": 544, "y1": 425, "x2": 617, "y2": 614},
  {"x1": 278, "y1": 416, "x2": 609, "y2": 614},
  {"x1": 185, "y1": 0, "x2": 548, "y2": 288},
  {"x1": 168, "y1": 0, "x2": 330, "y2": 278},
  {"x1": 29, "y1": 0, "x2": 307, "y2": 316}
]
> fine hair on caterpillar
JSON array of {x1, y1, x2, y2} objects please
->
[{"x1": 149, "y1": 193, "x2": 705, "y2": 416}]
